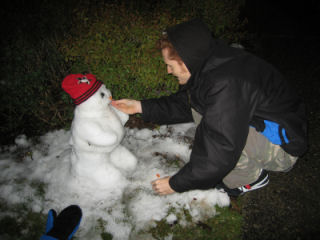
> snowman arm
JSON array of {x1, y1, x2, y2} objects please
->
[
  {"x1": 75, "y1": 122, "x2": 118, "y2": 146},
  {"x1": 111, "y1": 105, "x2": 129, "y2": 125}
]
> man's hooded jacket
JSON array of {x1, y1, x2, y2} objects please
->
[{"x1": 141, "y1": 19, "x2": 308, "y2": 193}]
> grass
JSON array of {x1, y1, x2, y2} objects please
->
[
  {"x1": 0, "y1": 200, "x2": 46, "y2": 240},
  {"x1": 145, "y1": 203, "x2": 243, "y2": 240}
]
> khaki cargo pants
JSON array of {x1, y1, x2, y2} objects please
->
[{"x1": 192, "y1": 109, "x2": 298, "y2": 189}]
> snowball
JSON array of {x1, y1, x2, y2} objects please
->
[
  {"x1": 166, "y1": 213, "x2": 177, "y2": 224},
  {"x1": 14, "y1": 135, "x2": 30, "y2": 148}
]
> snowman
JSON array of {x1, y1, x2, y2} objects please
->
[{"x1": 62, "y1": 73, "x2": 137, "y2": 197}]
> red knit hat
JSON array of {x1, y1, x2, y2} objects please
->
[{"x1": 62, "y1": 73, "x2": 103, "y2": 105}]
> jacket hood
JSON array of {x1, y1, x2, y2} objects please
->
[{"x1": 166, "y1": 19, "x2": 214, "y2": 76}]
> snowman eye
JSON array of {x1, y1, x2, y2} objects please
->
[{"x1": 100, "y1": 92, "x2": 105, "y2": 98}]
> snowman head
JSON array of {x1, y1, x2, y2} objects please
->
[
  {"x1": 62, "y1": 73, "x2": 112, "y2": 107},
  {"x1": 78, "y1": 84, "x2": 112, "y2": 111}
]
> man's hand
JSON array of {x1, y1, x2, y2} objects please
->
[
  {"x1": 111, "y1": 99, "x2": 142, "y2": 114},
  {"x1": 151, "y1": 176, "x2": 175, "y2": 195}
]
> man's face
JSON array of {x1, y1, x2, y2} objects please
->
[{"x1": 162, "y1": 48, "x2": 191, "y2": 85}]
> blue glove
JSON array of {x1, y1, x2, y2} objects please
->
[
  {"x1": 40, "y1": 205, "x2": 82, "y2": 240},
  {"x1": 260, "y1": 120, "x2": 289, "y2": 145}
]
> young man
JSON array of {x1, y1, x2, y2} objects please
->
[{"x1": 112, "y1": 19, "x2": 307, "y2": 197}]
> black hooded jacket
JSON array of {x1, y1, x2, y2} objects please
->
[{"x1": 141, "y1": 19, "x2": 308, "y2": 193}]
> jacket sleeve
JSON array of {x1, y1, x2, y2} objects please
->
[
  {"x1": 169, "y1": 79, "x2": 252, "y2": 192},
  {"x1": 141, "y1": 90, "x2": 194, "y2": 125}
]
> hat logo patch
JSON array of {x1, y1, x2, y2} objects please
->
[{"x1": 77, "y1": 76, "x2": 91, "y2": 85}]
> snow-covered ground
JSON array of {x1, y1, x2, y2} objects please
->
[{"x1": 0, "y1": 123, "x2": 229, "y2": 239}]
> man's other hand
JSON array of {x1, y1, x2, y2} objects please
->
[{"x1": 151, "y1": 176, "x2": 175, "y2": 195}]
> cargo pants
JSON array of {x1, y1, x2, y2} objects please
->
[{"x1": 191, "y1": 109, "x2": 298, "y2": 189}]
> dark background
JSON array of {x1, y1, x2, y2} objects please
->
[
  {"x1": 2, "y1": 0, "x2": 320, "y2": 38},
  {"x1": 243, "y1": 0, "x2": 320, "y2": 36}
]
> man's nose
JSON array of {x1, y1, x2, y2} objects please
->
[{"x1": 167, "y1": 66, "x2": 172, "y2": 74}]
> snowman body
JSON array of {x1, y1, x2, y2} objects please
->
[{"x1": 69, "y1": 84, "x2": 137, "y2": 192}]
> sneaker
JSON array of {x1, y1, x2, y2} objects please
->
[{"x1": 216, "y1": 169, "x2": 269, "y2": 197}]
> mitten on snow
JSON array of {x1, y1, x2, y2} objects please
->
[{"x1": 40, "y1": 205, "x2": 82, "y2": 240}]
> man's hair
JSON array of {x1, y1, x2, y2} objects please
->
[{"x1": 158, "y1": 34, "x2": 184, "y2": 65}]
